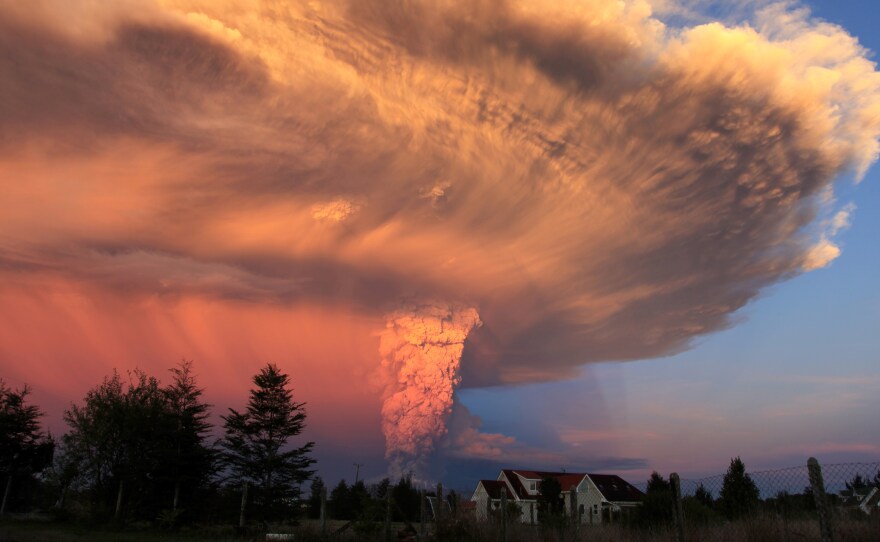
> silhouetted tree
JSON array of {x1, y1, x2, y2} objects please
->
[
  {"x1": 330, "y1": 479, "x2": 350, "y2": 520},
  {"x1": 845, "y1": 474, "x2": 868, "y2": 491},
  {"x1": 636, "y1": 472, "x2": 674, "y2": 528},
  {"x1": 163, "y1": 360, "x2": 214, "y2": 512},
  {"x1": 538, "y1": 476, "x2": 563, "y2": 525},
  {"x1": 40, "y1": 439, "x2": 81, "y2": 510},
  {"x1": 348, "y1": 480, "x2": 370, "y2": 519},
  {"x1": 392, "y1": 475, "x2": 421, "y2": 521},
  {"x1": 874, "y1": 470, "x2": 880, "y2": 488},
  {"x1": 374, "y1": 477, "x2": 391, "y2": 500},
  {"x1": 646, "y1": 471, "x2": 671, "y2": 493},
  {"x1": 693, "y1": 483, "x2": 713, "y2": 507},
  {"x1": 308, "y1": 476, "x2": 325, "y2": 519},
  {"x1": 63, "y1": 370, "x2": 175, "y2": 520},
  {"x1": 0, "y1": 381, "x2": 54, "y2": 515},
  {"x1": 719, "y1": 457, "x2": 759, "y2": 519},
  {"x1": 219, "y1": 363, "x2": 315, "y2": 522}
]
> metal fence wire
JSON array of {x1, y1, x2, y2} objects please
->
[
  {"x1": 627, "y1": 459, "x2": 880, "y2": 542},
  {"x1": 415, "y1": 459, "x2": 880, "y2": 542},
  {"x1": 297, "y1": 460, "x2": 880, "y2": 541}
]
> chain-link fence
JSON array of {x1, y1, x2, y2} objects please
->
[
  {"x1": 301, "y1": 458, "x2": 879, "y2": 541},
  {"x1": 624, "y1": 458, "x2": 880, "y2": 542}
]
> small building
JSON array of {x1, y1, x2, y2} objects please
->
[{"x1": 471, "y1": 469, "x2": 644, "y2": 524}]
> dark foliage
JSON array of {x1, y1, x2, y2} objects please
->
[
  {"x1": 845, "y1": 474, "x2": 868, "y2": 491},
  {"x1": 635, "y1": 472, "x2": 674, "y2": 528},
  {"x1": 0, "y1": 381, "x2": 54, "y2": 513},
  {"x1": 162, "y1": 360, "x2": 215, "y2": 514},
  {"x1": 693, "y1": 483, "x2": 713, "y2": 507},
  {"x1": 307, "y1": 476, "x2": 325, "y2": 519},
  {"x1": 392, "y1": 475, "x2": 421, "y2": 522},
  {"x1": 219, "y1": 363, "x2": 316, "y2": 523},
  {"x1": 719, "y1": 457, "x2": 759, "y2": 520},
  {"x1": 329, "y1": 479, "x2": 350, "y2": 520},
  {"x1": 60, "y1": 364, "x2": 215, "y2": 523},
  {"x1": 537, "y1": 476, "x2": 563, "y2": 525},
  {"x1": 63, "y1": 370, "x2": 175, "y2": 520}
]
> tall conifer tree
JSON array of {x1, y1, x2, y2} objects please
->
[{"x1": 220, "y1": 363, "x2": 315, "y2": 521}]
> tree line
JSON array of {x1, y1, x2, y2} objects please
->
[
  {"x1": 0, "y1": 361, "x2": 314, "y2": 527},
  {"x1": 635, "y1": 456, "x2": 880, "y2": 529}
]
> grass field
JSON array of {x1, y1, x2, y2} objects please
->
[{"x1": 2, "y1": 515, "x2": 879, "y2": 542}]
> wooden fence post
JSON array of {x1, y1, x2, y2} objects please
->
[
  {"x1": 420, "y1": 489, "x2": 427, "y2": 538},
  {"x1": 670, "y1": 473, "x2": 684, "y2": 542},
  {"x1": 114, "y1": 480, "x2": 124, "y2": 521},
  {"x1": 320, "y1": 486, "x2": 327, "y2": 537},
  {"x1": 500, "y1": 490, "x2": 508, "y2": 542},
  {"x1": 239, "y1": 481, "x2": 248, "y2": 529},
  {"x1": 808, "y1": 458, "x2": 835, "y2": 542},
  {"x1": 0, "y1": 475, "x2": 12, "y2": 516},
  {"x1": 436, "y1": 483, "x2": 444, "y2": 522}
]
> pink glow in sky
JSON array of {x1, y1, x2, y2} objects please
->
[{"x1": 2, "y1": 0, "x2": 879, "y2": 481}]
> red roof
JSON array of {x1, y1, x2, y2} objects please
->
[
  {"x1": 500, "y1": 469, "x2": 644, "y2": 503},
  {"x1": 478, "y1": 480, "x2": 514, "y2": 500}
]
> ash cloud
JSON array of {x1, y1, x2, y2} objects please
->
[
  {"x1": 1, "y1": 0, "x2": 880, "y2": 470},
  {"x1": 379, "y1": 303, "x2": 481, "y2": 477}
]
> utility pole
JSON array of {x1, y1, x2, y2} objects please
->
[{"x1": 353, "y1": 463, "x2": 364, "y2": 485}]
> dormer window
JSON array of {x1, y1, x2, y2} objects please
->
[{"x1": 529, "y1": 482, "x2": 537, "y2": 491}]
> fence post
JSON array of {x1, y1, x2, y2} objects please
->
[
  {"x1": 239, "y1": 481, "x2": 248, "y2": 529},
  {"x1": 808, "y1": 458, "x2": 835, "y2": 542},
  {"x1": 436, "y1": 483, "x2": 444, "y2": 522},
  {"x1": 486, "y1": 492, "x2": 492, "y2": 522},
  {"x1": 320, "y1": 486, "x2": 327, "y2": 537},
  {"x1": 0, "y1": 475, "x2": 12, "y2": 517},
  {"x1": 114, "y1": 480, "x2": 124, "y2": 521},
  {"x1": 670, "y1": 473, "x2": 684, "y2": 542},
  {"x1": 570, "y1": 487, "x2": 579, "y2": 536},
  {"x1": 420, "y1": 489, "x2": 427, "y2": 538},
  {"x1": 501, "y1": 490, "x2": 508, "y2": 542}
]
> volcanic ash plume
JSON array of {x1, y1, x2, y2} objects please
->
[{"x1": 379, "y1": 304, "x2": 481, "y2": 477}]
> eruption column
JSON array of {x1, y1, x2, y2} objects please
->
[{"x1": 379, "y1": 303, "x2": 481, "y2": 478}]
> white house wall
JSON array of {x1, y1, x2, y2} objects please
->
[
  {"x1": 579, "y1": 477, "x2": 606, "y2": 524},
  {"x1": 472, "y1": 484, "x2": 490, "y2": 521}
]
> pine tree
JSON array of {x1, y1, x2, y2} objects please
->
[
  {"x1": 0, "y1": 381, "x2": 54, "y2": 515},
  {"x1": 164, "y1": 360, "x2": 214, "y2": 512},
  {"x1": 845, "y1": 474, "x2": 867, "y2": 491},
  {"x1": 220, "y1": 363, "x2": 315, "y2": 522},
  {"x1": 636, "y1": 472, "x2": 674, "y2": 528},
  {"x1": 646, "y1": 471, "x2": 671, "y2": 493},
  {"x1": 719, "y1": 457, "x2": 759, "y2": 519},
  {"x1": 308, "y1": 476, "x2": 325, "y2": 519},
  {"x1": 329, "y1": 479, "x2": 350, "y2": 520}
]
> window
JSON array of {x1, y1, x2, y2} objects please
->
[{"x1": 529, "y1": 481, "x2": 536, "y2": 491}]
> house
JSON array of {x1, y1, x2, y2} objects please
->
[{"x1": 471, "y1": 469, "x2": 644, "y2": 524}]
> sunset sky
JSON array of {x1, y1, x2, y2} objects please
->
[{"x1": 1, "y1": 0, "x2": 878, "y2": 490}]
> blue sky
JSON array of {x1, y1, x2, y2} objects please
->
[{"x1": 453, "y1": 0, "x2": 880, "y2": 488}]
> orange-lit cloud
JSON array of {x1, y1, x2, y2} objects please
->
[{"x1": 1, "y1": 0, "x2": 879, "y2": 472}]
